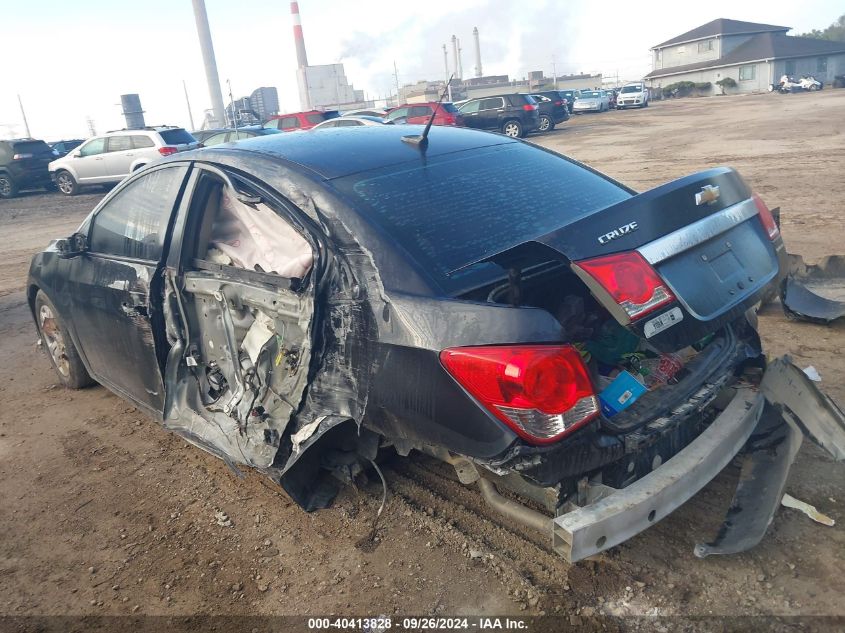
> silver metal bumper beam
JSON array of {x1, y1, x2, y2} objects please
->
[{"x1": 552, "y1": 387, "x2": 764, "y2": 562}]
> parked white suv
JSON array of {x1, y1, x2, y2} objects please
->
[
  {"x1": 617, "y1": 83, "x2": 649, "y2": 109},
  {"x1": 49, "y1": 127, "x2": 198, "y2": 195}
]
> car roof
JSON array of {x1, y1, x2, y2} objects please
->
[
  {"x1": 193, "y1": 124, "x2": 516, "y2": 180},
  {"x1": 104, "y1": 127, "x2": 182, "y2": 135}
]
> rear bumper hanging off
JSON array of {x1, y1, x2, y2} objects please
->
[
  {"x1": 552, "y1": 387, "x2": 764, "y2": 562},
  {"x1": 546, "y1": 357, "x2": 845, "y2": 563}
]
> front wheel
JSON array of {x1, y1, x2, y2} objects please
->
[
  {"x1": 502, "y1": 119, "x2": 523, "y2": 138},
  {"x1": 55, "y1": 170, "x2": 79, "y2": 196},
  {"x1": 0, "y1": 173, "x2": 18, "y2": 199},
  {"x1": 34, "y1": 290, "x2": 94, "y2": 389},
  {"x1": 538, "y1": 115, "x2": 552, "y2": 132}
]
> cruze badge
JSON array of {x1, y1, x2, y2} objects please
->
[
  {"x1": 695, "y1": 184, "x2": 720, "y2": 206},
  {"x1": 598, "y1": 221, "x2": 639, "y2": 244}
]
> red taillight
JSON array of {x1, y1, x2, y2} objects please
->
[
  {"x1": 574, "y1": 252, "x2": 675, "y2": 321},
  {"x1": 554, "y1": 100, "x2": 563, "y2": 106},
  {"x1": 522, "y1": 104, "x2": 538, "y2": 111},
  {"x1": 753, "y1": 194, "x2": 779, "y2": 240},
  {"x1": 440, "y1": 345, "x2": 599, "y2": 444},
  {"x1": 158, "y1": 146, "x2": 178, "y2": 156}
]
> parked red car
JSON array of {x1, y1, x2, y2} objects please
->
[
  {"x1": 384, "y1": 102, "x2": 464, "y2": 126},
  {"x1": 262, "y1": 110, "x2": 339, "y2": 132}
]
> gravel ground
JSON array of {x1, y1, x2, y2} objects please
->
[{"x1": 1, "y1": 90, "x2": 844, "y2": 628}]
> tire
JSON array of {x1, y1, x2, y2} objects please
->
[
  {"x1": 0, "y1": 173, "x2": 18, "y2": 199},
  {"x1": 502, "y1": 119, "x2": 523, "y2": 138},
  {"x1": 34, "y1": 290, "x2": 94, "y2": 389},
  {"x1": 55, "y1": 170, "x2": 79, "y2": 196},
  {"x1": 809, "y1": 84, "x2": 820, "y2": 91},
  {"x1": 538, "y1": 115, "x2": 552, "y2": 132}
]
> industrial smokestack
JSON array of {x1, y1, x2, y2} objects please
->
[
  {"x1": 457, "y1": 38, "x2": 463, "y2": 80},
  {"x1": 191, "y1": 0, "x2": 226, "y2": 127},
  {"x1": 473, "y1": 27, "x2": 482, "y2": 78},
  {"x1": 120, "y1": 94, "x2": 146, "y2": 129},
  {"x1": 291, "y1": 2, "x2": 311, "y2": 110},
  {"x1": 443, "y1": 44, "x2": 449, "y2": 80},
  {"x1": 291, "y1": 2, "x2": 308, "y2": 68},
  {"x1": 451, "y1": 35, "x2": 459, "y2": 79}
]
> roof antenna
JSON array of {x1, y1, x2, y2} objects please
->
[{"x1": 402, "y1": 74, "x2": 454, "y2": 150}]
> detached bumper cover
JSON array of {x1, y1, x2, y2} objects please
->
[
  {"x1": 550, "y1": 357, "x2": 845, "y2": 563},
  {"x1": 553, "y1": 387, "x2": 763, "y2": 562}
]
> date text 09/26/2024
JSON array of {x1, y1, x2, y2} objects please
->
[{"x1": 307, "y1": 617, "x2": 529, "y2": 630}]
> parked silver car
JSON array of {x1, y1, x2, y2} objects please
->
[
  {"x1": 573, "y1": 90, "x2": 611, "y2": 113},
  {"x1": 312, "y1": 116, "x2": 391, "y2": 129},
  {"x1": 49, "y1": 127, "x2": 198, "y2": 195}
]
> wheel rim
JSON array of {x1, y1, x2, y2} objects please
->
[
  {"x1": 57, "y1": 173, "x2": 73, "y2": 194},
  {"x1": 39, "y1": 304, "x2": 70, "y2": 377},
  {"x1": 504, "y1": 123, "x2": 519, "y2": 137},
  {"x1": 539, "y1": 117, "x2": 550, "y2": 131},
  {"x1": 0, "y1": 177, "x2": 10, "y2": 196}
]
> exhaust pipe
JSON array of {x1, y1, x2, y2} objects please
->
[{"x1": 477, "y1": 478, "x2": 550, "y2": 535}]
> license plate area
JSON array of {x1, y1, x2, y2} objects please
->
[{"x1": 655, "y1": 220, "x2": 777, "y2": 321}]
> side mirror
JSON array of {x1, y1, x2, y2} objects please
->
[
  {"x1": 56, "y1": 233, "x2": 88, "y2": 258},
  {"x1": 71, "y1": 150, "x2": 82, "y2": 158}
]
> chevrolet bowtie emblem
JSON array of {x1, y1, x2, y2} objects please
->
[{"x1": 695, "y1": 184, "x2": 720, "y2": 206}]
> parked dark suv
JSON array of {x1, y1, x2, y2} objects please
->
[
  {"x1": 458, "y1": 94, "x2": 540, "y2": 138},
  {"x1": 0, "y1": 139, "x2": 56, "y2": 198},
  {"x1": 528, "y1": 91, "x2": 571, "y2": 132}
]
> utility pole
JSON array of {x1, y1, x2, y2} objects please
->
[
  {"x1": 393, "y1": 61, "x2": 401, "y2": 105},
  {"x1": 552, "y1": 56, "x2": 558, "y2": 90},
  {"x1": 227, "y1": 80, "x2": 238, "y2": 131},
  {"x1": 191, "y1": 0, "x2": 226, "y2": 127},
  {"x1": 17, "y1": 94, "x2": 31, "y2": 138},
  {"x1": 182, "y1": 81, "x2": 196, "y2": 131}
]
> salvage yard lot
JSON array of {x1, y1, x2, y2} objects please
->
[{"x1": 1, "y1": 91, "x2": 844, "y2": 622}]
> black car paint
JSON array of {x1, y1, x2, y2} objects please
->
[
  {"x1": 529, "y1": 91, "x2": 571, "y2": 125},
  {"x1": 28, "y1": 126, "x2": 782, "y2": 511},
  {"x1": 458, "y1": 94, "x2": 541, "y2": 135},
  {"x1": 0, "y1": 139, "x2": 55, "y2": 194}
]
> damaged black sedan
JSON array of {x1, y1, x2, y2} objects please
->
[{"x1": 28, "y1": 125, "x2": 845, "y2": 562}]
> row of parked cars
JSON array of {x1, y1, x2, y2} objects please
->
[
  {"x1": 0, "y1": 83, "x2": 652, "y2": 199},
  {"x1": 0, "y1": 126, "x2": 200, "y2": 199}
]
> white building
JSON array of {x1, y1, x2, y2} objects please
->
[
  {"x1": 297, "y1": 64, "x2": 371, "y2": 111},
  {"x1": 645, "y1": 18, "x2": 845, "y2": 94}
]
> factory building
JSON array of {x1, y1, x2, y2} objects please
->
[
  {"x1": 291, "y1": 2, "x2": 372, "y2": 111},
  {"x1": 398, "y1": 72, "x2": 603, "y2": 104}
]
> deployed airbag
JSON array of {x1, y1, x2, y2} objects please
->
[{"x1": 211, "y1": 190, "x2": 313, "y2": 278}]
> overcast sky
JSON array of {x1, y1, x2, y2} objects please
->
[{"x1": 2, "y1": 0, "x2": 841, "y2": 140}]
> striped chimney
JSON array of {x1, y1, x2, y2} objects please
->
[{"x1": 291, "y1": 2, "x2": 309, "y2": 68}]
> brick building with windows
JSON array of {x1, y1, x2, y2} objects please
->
[{"x1": 645, "y1": 18, "x2": 845, "y2": 93}]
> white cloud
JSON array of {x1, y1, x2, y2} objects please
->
[{"x1": 1, "y1": 0, "x2": 842, "y2": 140}]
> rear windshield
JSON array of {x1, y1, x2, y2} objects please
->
[
  {"x1": 306, "y1": 113, "x2": 326, "y2": 124},
  {"x1": 334, "y1": 143, "x2": 630, "y2": 293},
  {"x1": 13, "y1": 140, "x2": 53, "y2": 155},
  {"x1": 441, "y1": 103, "x2": 459, "y2": 113},
  {"x1": 158, "y1": 129, "x2": 196, "y2": 145}
]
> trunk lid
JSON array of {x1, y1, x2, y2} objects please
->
[{"x1": 476, "y1": 168, "x2": 780, "y2": 350}]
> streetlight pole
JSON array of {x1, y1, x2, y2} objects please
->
[{"x1": 17, "y1": 94, "x2": 31, "y2": 138}]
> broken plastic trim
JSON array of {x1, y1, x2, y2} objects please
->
[{"x1": 781, "y1": 254, "x2": 845, "y2": 323}]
